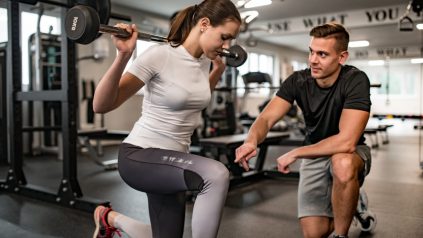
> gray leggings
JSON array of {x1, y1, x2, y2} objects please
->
[{"x1": 118, "y1": 143, "x2": 230, "y2": 238}]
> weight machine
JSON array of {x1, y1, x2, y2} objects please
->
[{"x1": 0, "y1": 0, "x2": 119, "y2": 213}]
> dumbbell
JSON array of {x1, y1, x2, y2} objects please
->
[{"x1": 65, "y1": 5, "x2": 247, "y2": 67}]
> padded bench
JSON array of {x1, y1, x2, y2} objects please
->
[
  {"x1": 364, "y1": 124, "x2": 393, "y2": 148},
  {"x1": 77, "y1": 129, "x2": 129, "y2": 170},
  {"x1": 377, "y1": 124, "x2": 393, "y2": 144},
  {"x1": 364, "y1": 128, "x2": 379, "y2": 148},
  {"x1": 198, "y1": 132, "x2": 293, "y2": 188}
]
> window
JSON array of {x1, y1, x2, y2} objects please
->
[
  {"x1": 121, "y1": 40, "x2": 158, "y2": 95},
  {"x1": 21, "y1": 11, "x2": 61, "y2": 85},
  {"x1": 349, "y1": 58, "x2": 418, "y2": 96},
  {"x1": 0, "y1": 8, "x2": 7, "y2": 43},
  {"x1": 236, "y1": 51, "x2": 276, "y2": 96},
  {"x1": 123, "y1": 40, "x2": 158, "y2": 73}
]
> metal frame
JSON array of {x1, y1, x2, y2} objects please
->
[
  {"x1": 0, "y1": 0, "x2": 104, "y2": 212},
  {"x1": 0, "y1": 43, "x2": 7, "y2": 165}
]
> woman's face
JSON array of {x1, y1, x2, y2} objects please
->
[{"x1": 199, "y1": 19, "x2": 240, "y2": 59}]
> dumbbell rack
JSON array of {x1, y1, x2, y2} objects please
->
[{"x1": 0, "y1": 0, "x2": 103, "y2": 212}]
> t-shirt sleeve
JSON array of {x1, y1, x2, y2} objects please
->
[
  {"x1": 276, "y1": 72, "x2": 297, "y2": 104},
  {"x1": 127, "y1": 44, "x2": 167, "y2": 84},
  {"x1": 344, "y1": 71, "x2": 371, "y2": 112}
]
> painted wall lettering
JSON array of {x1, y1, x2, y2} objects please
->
[
  {"x1": 253, "y1": 4, "x2": 408, "y2": 35},
  {"x1": 365, "y1": 7, "x2": 400, "y2": 23},
  {"x1": 377, "y1": 47, "x2": 407, "y2": 57},
  {"x1": 302, "y1": 14, "x2": 347, "y2": 28}
]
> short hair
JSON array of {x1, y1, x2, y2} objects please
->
[{"x1": 309, "y1": 22, "x2": 349, "y2": 52}]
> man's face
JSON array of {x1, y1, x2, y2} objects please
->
[{"x1": 308, "y1": 37, "x2": 346, "y2": 80}]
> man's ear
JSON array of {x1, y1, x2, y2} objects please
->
[{"x1": 339, "y1": 51, "x2": 349, "y2": 64}]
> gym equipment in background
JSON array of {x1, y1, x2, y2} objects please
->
[
  {"x1": 0, "y1": 43, "x2": 7, "y2": 165},
  {"x1": 0, "y1": 0, "x2": 115, "y2": 213}
]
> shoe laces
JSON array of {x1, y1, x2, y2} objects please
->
[
  {"x1": 102, "y1": 225, "x2": 121, "y2": 238},
  {"x1": 99, "y1": 207, "x2": 122, "y2": 238}
]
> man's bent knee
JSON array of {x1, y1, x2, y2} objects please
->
[{"x1": 331, "y1": 153, "x2": 363, "y2": 184}]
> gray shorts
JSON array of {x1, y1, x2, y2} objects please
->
[{"x1": 297, "y1": 145, "x2": 371, "y2": 218}]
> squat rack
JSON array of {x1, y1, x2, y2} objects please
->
[{"x1": 0, "y1": 0, "x2": 103, "y2": 212}]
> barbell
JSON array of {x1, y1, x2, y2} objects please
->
[{"x1": 64, "y1": 5, "x2": 247, "y2": 67}]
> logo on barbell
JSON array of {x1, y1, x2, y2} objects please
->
[{"x1": 71, "y1": 17, "x2": 78, "y2": 31}]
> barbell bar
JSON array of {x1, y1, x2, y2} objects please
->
[{"x1": 65, "y1": 5, "x2": 247, "y2": 67}]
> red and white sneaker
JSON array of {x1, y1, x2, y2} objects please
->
[{"x1": 93, "y1": 205, "x2": 121, "y2": 238}]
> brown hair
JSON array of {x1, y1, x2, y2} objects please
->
[
  {"x1": 309, "y1": 22, "x2": 350, "y2": 52},
  {"x1": 167, "y1": 0, "x2": 241, "y2": 47}
]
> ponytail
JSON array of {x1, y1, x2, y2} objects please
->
[
  {"x1": 167, "y1": 5, "x2": 197, "y2": 47},
  {"x1": 167, "y1": 0, "x2": 241, "y2": 47}
]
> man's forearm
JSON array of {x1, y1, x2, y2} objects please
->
[
  {"x1": 291, "y1": 134, "x2": 357, "y2": 159},
  {"x1": 244, "y1": 117, "x2": 272, "y2": 146}
]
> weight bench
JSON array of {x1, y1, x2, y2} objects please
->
[
  {"x1": 78, "y1": 129, "x2": 129, "y2": 170},
  {"x1": 364, "y1": 124, "x2": 393, "y2": 148},
  {"x1": 377, "y1": 124, "x2": 393, "y2": 144},
  {"x1": 198, "y1": 132, "x2": 293, "y2": 188},
  {"x1": 364, "y1": 128, "x2": 379, "y2": 148}
]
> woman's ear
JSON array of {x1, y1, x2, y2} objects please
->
[{"x1": 198, "y1": 17, "x2": 210, "y2": 30}]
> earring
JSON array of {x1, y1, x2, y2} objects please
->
[{"x1": 200, "y1": 28, "x2": 204, "y2": 33}]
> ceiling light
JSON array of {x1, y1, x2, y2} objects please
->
[
  {"x1": 237, "y1": 1, "x2": 246, "y2": 7},
  {"x1": 244, "y1": 0, "x2": 272, "y2": 8},
  {"x1": 411, "y1": 58, "x2": 423, "y2": 64},
  {"x1": 368, "y1": 60, "x2": 385, "y2": 66},
  {"x1": 348, "y1": 40, "x2": 369, "y2": 48},
  {"x1": 416, "y1": 23, "x2": 423, "y2": 30},
  {"x1": 240, "y1": 10, "x2": 259, "y2": 24}
]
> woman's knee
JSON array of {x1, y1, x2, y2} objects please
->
[{"x1": 205, "y1": 162, "x2": 230, "y2": 186}]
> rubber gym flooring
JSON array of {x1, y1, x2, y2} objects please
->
[{"x1": 0, "y1": 118, "x2": 422, "y2": 238}]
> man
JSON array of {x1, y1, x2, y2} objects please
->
[{"x1": 235, "y1": 23, "x2": 376, "y2": 238}]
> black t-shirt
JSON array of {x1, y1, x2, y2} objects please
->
[{"x1": 276, "y1": 65, "x2": 371, "y2": 145}]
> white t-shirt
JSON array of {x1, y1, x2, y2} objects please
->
[{"x1": 123, "y1": 44, "x2": 212, "y2": 153}]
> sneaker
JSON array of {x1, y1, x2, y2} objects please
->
[
  {"x1": 354, "y1": 189, "x2": 377, "y2": 232},
  {"x1": 93, "y1": 205, "x2": 121, "y2": 238}
]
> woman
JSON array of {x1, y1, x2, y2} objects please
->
[{"x1": 92, "y1": 1, "x2": 241, "y2": 238}]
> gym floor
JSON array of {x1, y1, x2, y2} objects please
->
[{"x1": 0, "y1": 118, "x2": 422, "y2": 238}]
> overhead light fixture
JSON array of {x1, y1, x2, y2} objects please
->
[
  {"x1": 411, "y1": 58, "x2": 423, "y2": 64},
  {"x1": 237, "y1": 0, "x2": 246, "y2": 7},
  {"x1": 243, "y1": 0, "x2": 272, "y2": 8},
  {"x1": 246, "y1": 33, "x2": 258, "y2": 47},
  {"x1": 416, "y1": 23, "x2": 423, "y2": 30},
  {"x1": 368, "y1": 60, "x2": 385, "y2": 66},
  {"x1": 349, "y1": 40, "x2": 370, "y2": 48},
  {"x1": 240, "y1": 10, "x2": 259, "y2": 24}
]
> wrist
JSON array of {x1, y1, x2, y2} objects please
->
[
  {"x1": 244, "y1": 140, "x2": 257, "y2": 148},
  {"x1": 116, "y1": 51, "x2": 133, "y2": 61},
  {"x1": 289, "y1": 148, "x2": 300, "y2": 160}
]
